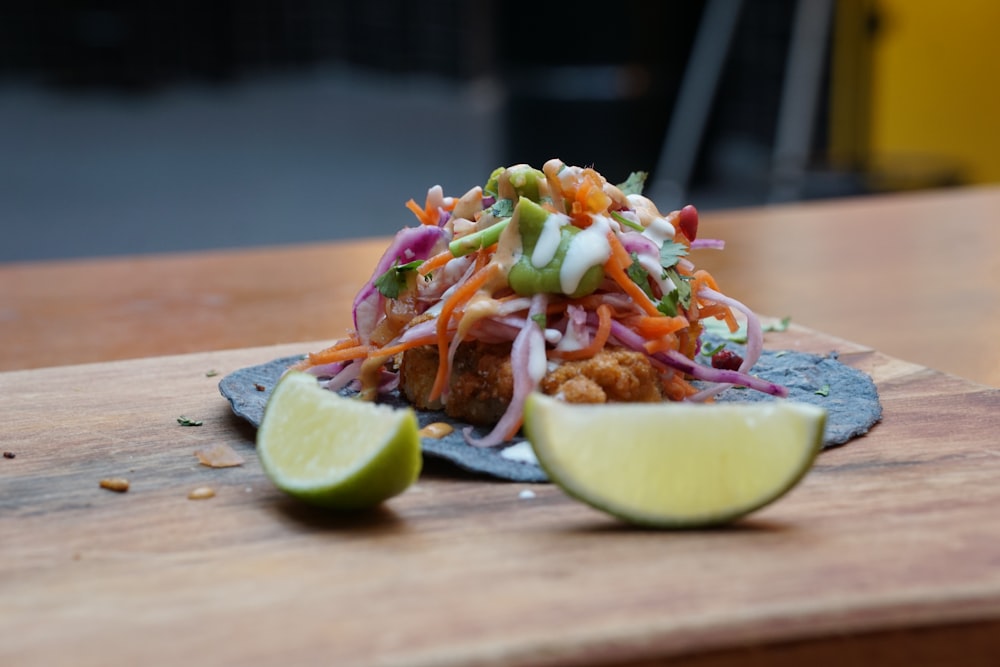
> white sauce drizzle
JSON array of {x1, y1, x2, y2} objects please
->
[
  {"x1": 531, "y1": 212, "x2": 568, "y2": 268},
  {"x1": 557, "y1": 324, "x2": 586, "y2": 352},
  {"x1": 642, "y1": 215, "x2": 676, "y2": 246},
  {"x1": 560, "y1": 216, "x2": 612, "y2": 295},
  {"x1": 528, "y1": 332, "x2": 548, "y2": 383},
  {"x1": 637, "y1": 253, "x2": 674, "y2": 294},
  {"x1": 543, "y1": 328, "x2": 562, "y2": 344},
  {"x1": 500, "y1": 441, "x2": 539, "y2": 465}
]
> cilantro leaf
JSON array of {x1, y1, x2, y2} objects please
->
[
  {"x1": 626, "y1": 252, "x2": 655, "y2": 298},
  {"x1": 659, "y1": 241, "x2": 689, "y2": 269},
  {"x1": 657, "y1": 290, "x2": 680, "y2": 317},
  {"x1": 664, "y1": 268, "x2": 692, "y2": 310},
  {"x1": 490, "y1": 198, "x2": 515, "y2": 218},
  {"x1": 657, "y1": 269, "x2": 692, "y2": 317},
  {"x1": 815, "y1": 384, "x2": 831, "y2": 397},
  {"x1": 177, "y1": 416, "x2": 203, "y2": 427},
  {"x1": 617, "y1": 171, "x2": 648, "y2": 196},
  {"x1": 373, "y1": 259, "x2": 423, "y2": 299}
]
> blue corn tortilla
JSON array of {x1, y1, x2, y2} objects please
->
[{"x1": 219, "y1": 343, "x2": 881, "y2": 483}]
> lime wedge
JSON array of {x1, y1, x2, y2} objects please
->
[
  {"x1": 256, "y1": 371, "x2": 421, "y2": 509},
  {"x1": 523, "y1": 393, "x2": 825, "y2": 527}
]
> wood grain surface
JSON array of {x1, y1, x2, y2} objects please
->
[
  {"x1": 2, "y1": 187, "x2": 1000, "y2": 387},
  {"x1": 3, "y1": 326, "x2": 1000, "y2": 667}
]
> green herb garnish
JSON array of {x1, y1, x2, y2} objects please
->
[
  {"x1": 616, "y1": 171, "x2": 648, "y2": 196},
  {"x1": 449, "y1": 217, "x2": 511, "y2": 258},
  {"x1": 657, "y1": 291, "x2": 679, "y2": 317},
  {"x1": 659, "y1": 240, "x2": 689, "y2": 270},
  {"x1": 656, "y1": 270, "x2": 692, "y2": 318},
  {"x1": 699, "y1": 340, "x2": 727, "y2": 357},
  {"x1": 490, "y1": 198, "x2": 515, "y2": 218},
  {"x1": 373, "y1": 259, "x2": 423, "y2": 299},
  {"x1": 815, "y1": 384, "x2": 831, "y2": 397},
  {"x1": 665, "y1": 268, "x2": 692, "y2": 310},
  {"x1": 610, "y1": 210, "x2": 644, "y2": 232},
  {"x1": 626, "y1": 253, "x2": 655, "y2": 298},
  {"x1": 177, "y1": 416, "x2": 203, "y2": 427}
]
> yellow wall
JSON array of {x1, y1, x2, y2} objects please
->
[{"x1": 869, "y1": 0, "x2": 1000, "y2": 184}]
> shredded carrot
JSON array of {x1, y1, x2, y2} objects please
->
[
  {"x1": 692, "y1": 269, "x2": 738, "y2": 332},
  {"x1": 607, "y1": 228, "x2": 632, "y2": 266},
  {"x1": 677, "y1": 322, "x2": 702, "y2": 360},
  {"x1": 428, "y1": 263, "x2": 499, "y2": 402},
  {"x1": 568, "y1": 169, "x2": 612, "y2": 225},
  {"x1": 473, "y1": 243, "x2": 497, "y2": 271},
  {"x1": 631, "y1": 314, "x2": 689, "y2": 339},
  {"x1": 583, "y1": 173, "x2": 612, "y2": 213},
  {"x1": 290, "y1": 335, "x2": 364, "y2": 369},
  {"x1": 662, "y1": 371, "x2": 699, "y2": 401},
  {"x1": 418, "y1": 248, "x2": 455, "y2": 276},
  {"x1": 692, "y1": 268, "x2": 721, "y2": 292},
  {"x1": 375, "y1": 334, "x2": 440, "y2": 359},
  {"x1": 696, "y1": 306, "x2": 738, "y2": 333},
  {"x1": 604, "y1": 233, "x2": 661, "y2": 317},
  {"x1": 643, "y1": 336, "x2": 679, "y2": 355},
  {"x1": 326, "y1": 334, "x2": 360, "y2": 351},
  {"x1": 296, "y1": 343, "x2": 370, "y2": 368},
  {"x1": 405, "y1": 198, "x2": 435, "y2": 226},
  {"x1": 551, "y1": 303, "x2": 612, "y2": 361},
  {"x1": 300, "y1": 163, "x2": 764, "y2": 446}
]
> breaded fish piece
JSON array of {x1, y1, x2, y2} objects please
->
[
  {"x1": 541, "y1": 348, "x2": 664, "y2": 404},
  {"x1": 400, "y1": 341, "x2": 514, "y2": 425},
  {"x1": 399, "y1": 343, "x2": 663, "y2": 425}
]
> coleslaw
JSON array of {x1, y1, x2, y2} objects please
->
[{"x1": 296, "y1": 160, "x2": 788, "y2": 447}]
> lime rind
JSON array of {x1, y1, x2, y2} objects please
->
[
  {"x1": 280, "y1": 411, "x2": 420, "y2": 509},
  {"x1": 524, "y1": 394, "x2": 825, "y2": 527},
  {"x1": 256, "y1": 371, "x2": 422, "y2": 509}
]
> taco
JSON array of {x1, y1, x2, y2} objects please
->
[
  {"x1": 220, "y1": 160, "x2": 881, "y2": 480},
  {"x1": 292, "y1": 161, "x2": 790, "y2": 444}
]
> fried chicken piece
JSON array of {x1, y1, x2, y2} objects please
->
[
  {"x1": 400, "y1": 341, "x2": 514, "y2": 425},
  {"x1": 540, "y1": 348, "x2": 664, "y2": 403},
  {"x1": 399, "y1": 344, "x2": 662, "y2": 425}
]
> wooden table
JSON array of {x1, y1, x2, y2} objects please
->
[{"x1": 3, "y1": 186, "x2": 1000, "y2": 666}]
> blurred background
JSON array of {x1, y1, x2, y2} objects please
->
[{"x1": 2, "y1": 0, "x2": 998, "y2": 262}]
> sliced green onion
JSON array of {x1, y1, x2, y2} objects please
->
[
  {"x1": 610, "y1": 210, "x2": 644, "y2": 232},
  {"x1": 448, "y1": 218, "x2": 511, "y2": 257}
]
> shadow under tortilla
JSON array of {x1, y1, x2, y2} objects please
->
[
  {"x1": 417, "y1": 455, "x2": 509, "y2": 481},
  {"x1": 222, "y1": 407, "x2": 258, "y2": 444}
]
